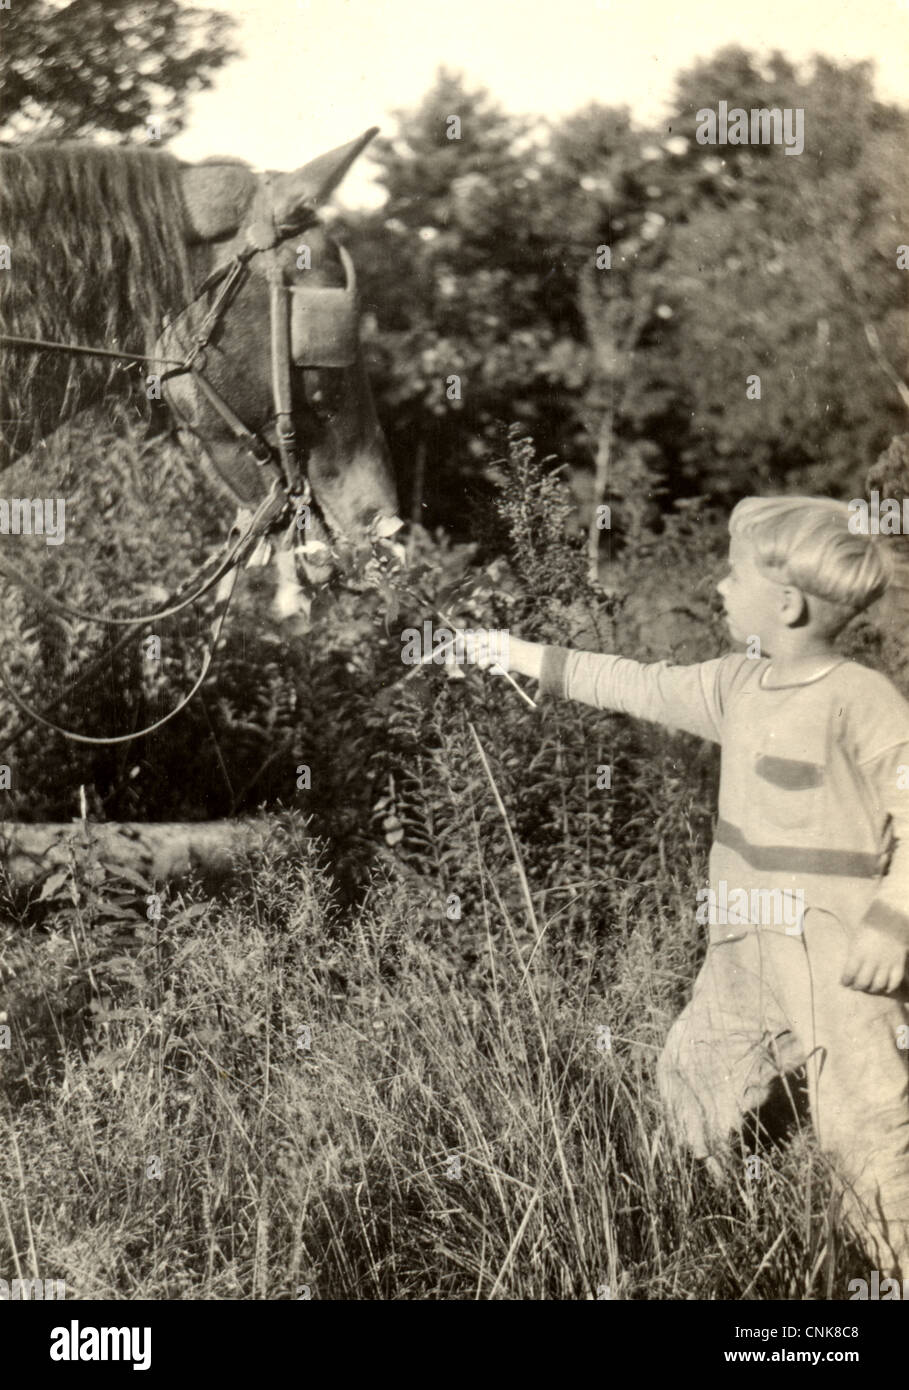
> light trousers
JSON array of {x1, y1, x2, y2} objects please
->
[{"x1": 657, "y1": 909, "x2": 909, "y2": 1277}]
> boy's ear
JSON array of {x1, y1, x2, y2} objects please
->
[{"x1": 780, "y1": 586, "x2": 809, "y2": 628}]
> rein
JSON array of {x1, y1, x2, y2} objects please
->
[
  {"x1": 0, "y1": 193, "x2": 343, "y2": 746},
  {"x1": 0, "y1": 482, "x2": 286, "y2": 746}
]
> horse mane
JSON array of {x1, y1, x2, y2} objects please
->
[{"x1": 0, "y1": 143, "x2": 195, "y2": 460}]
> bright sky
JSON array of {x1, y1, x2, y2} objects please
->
[{"x1": 170, "y1": 0, "x2": 909, "y2": 204}]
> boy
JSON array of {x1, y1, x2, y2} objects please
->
[{"x1": 460, "y1": 496, "x2": 909, "y2": 1277}]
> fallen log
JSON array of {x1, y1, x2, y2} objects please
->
[{"x1": 0, "y1": 819, "x2": 265, "y2": 892}]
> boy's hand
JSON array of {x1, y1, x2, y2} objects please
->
[
  {"x1": 841, "y1": 925, "x2": 908, "y2": 995},
  {"x1": 439, "y1": 629, "x2": 544, "y2": 683},
  {"x1": 442, "y1": 628, "x2": 509, "y2": 671}
]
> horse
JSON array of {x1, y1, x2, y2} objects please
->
[{"x1": 0, "y1": 132, "x2": 402, "y2": 622}]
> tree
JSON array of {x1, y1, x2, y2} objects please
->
[
  {"x1": 352, "y1": 69, "x2": 731, "y2": 553},
  {"x1": 0, "y1": 0, "x2": 237, "y2": 144},
  {"x1": 352, "y1": 54, "x2": 908, "y2": 545},
  {"x1": 533, "y1": 104, "x2": 722, "y2": 575},
  {"x1": 660, "y1": 47, "x2": 909, "y2": 497},
  {"x1": 351, "y1": 68, "x2": 582, "y2": 528}
]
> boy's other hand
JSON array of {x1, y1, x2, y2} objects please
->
[{"x1": 841, "y1": 925, "x2": 908, "y2": 995}]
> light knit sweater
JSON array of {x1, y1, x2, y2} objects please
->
[{"x1": 539, "y1": 648, "x2": 909, "y2": 945}]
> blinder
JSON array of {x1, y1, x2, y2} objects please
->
[{"x1": 290, "y1": 244, "x2": 360, "y2": 369}]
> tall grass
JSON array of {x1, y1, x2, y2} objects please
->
[{"x1": 0, "y1": 793, "x2": 863, "y2": 1301}]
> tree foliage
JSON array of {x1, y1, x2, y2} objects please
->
[
  {"x1": 0, "y1": 0, "x2": 237, "y2": 143},
  {"x1": 352, "y1": 68, "x2": 582, "y2": 526},
  {"x1": 662, "y1": 46, "x2": 909, "y2": 496},
  {"x1": 350, "y1": 53, "x2": 909, "y2": 539}
]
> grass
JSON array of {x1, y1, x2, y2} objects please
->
[{"x1": 0, "y1": 763, "x2": 865, "y2": 1301}]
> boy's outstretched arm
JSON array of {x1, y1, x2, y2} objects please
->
[{"x1": 460, "y1": 631, "x2": 743, "y2": 745}]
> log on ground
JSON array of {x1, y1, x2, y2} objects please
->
[{"x1": 0, "y1": 819, "x2": 267, "y2": 891}]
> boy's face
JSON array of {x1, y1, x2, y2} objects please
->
[{"x1": 716, "y1": 536, "x2": 790, "y2": 651}]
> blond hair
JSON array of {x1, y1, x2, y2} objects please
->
[{"x1": 729, "y1": 496, "x2": 889, "y2": 629}]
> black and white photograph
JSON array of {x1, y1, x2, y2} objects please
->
[{"x1": 1, "y1": 0, "x2": 909, "y2": 1346}]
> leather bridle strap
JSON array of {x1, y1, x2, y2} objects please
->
[
  {"x1": 0, "y1": 189, "x2": 317, "y2": 745},
  {"x1": 1, "y1": 188, "x2": 313, "y2": 500},
  {"x1": 185, "y1": 363, "x2": 275, "y2": 469},
  {"x1": 0, "y1": 492, "x2": 267, "y2": 627},
  {"x1": 157, "y1": 249, "x2": 281, "y2": 474},
  {"x1": 181, "y1": 255, "x2": 252, "y2": 360},
  {"x1": 0, "y1": 333, "x2": 185, "y2": 369},
  {"x1": 266, "y1": 249, "x2": 303, "y2": 497},
  {"x1": 0, "y1": 481, "x2": 287, "y2": 746},
  {"x1": 0, "y1": 268, "x2": 281, "y2": 479},
  {"x1": 0, "y1": 555, "x2": 241, "y2": 746},
  {"x1": 159, "y1": 244, "x2": 308, "y2": 497}
]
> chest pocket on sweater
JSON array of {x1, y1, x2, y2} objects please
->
[{"x1": 754, "y1": 753, "x2": 825, "y2": 830}]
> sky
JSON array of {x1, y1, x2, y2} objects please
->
[{"x1": 170, "y1": 0, "x2": 909, "y2": 204}]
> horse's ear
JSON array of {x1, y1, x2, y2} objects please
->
[
  {"x1": 179, "y1": 162, "x2": 258, "y2": 242},
  {"x1": 270, "y1": 128, "x2": 379, "y2": 231}
]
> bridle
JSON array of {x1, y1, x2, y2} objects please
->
[
  {"x1": 154, "y1": 183, "x2": 361, "y2": 502},
  {"x1": 0, "y1": 181, "x2": 361, "y2": 747}
]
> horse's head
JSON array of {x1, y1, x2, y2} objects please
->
[{"x1": 156, "y1": 131, "x2": 401, "y2": 617}]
